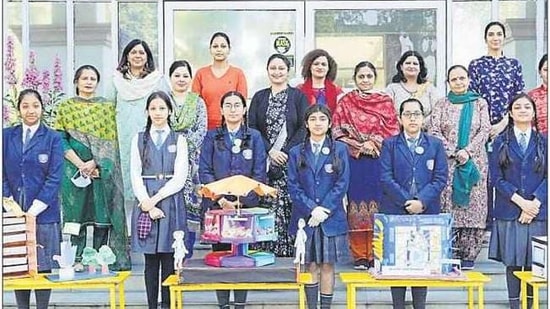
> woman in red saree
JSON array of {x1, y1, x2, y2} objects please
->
[{"x1": 332, "y1": 61, "x2": 399, "y2": 269}]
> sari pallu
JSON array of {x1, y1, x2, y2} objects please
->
[{"x1": 53, "y1": 96, "x2": 131, "y2": 270}]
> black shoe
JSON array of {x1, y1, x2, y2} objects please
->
[{"x1": 354, "y1": 259, "x2": 369, "y2": 270}]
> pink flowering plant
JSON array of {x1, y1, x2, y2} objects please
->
[{"x1": 3, "y1": 36, "x2": 65, "y2": 127}]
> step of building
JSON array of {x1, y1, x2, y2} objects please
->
[{"x1": 4, "y1": 240, "x2": 547, "y2": 308}]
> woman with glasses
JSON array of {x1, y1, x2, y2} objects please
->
[
  {"x1": 332, "y1": 61, "x2": 399, "y2": 270},
  {"x1": 380, "y1": 98, "x2": 448, "y2": 309},
  {"x1": 385, "y1": 51, "x2": 439, "y2": 128},
  {"x1": 199, "y1": 91, "x2": 266, "y2": 309},
  {"x1": 430, "y1": 65, "x2": 491, "y2": 270}
]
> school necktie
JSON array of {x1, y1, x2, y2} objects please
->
[
  {"x1": 155, "y1": 130, "x2": 164, "y2": 149},
  {"x1": 407, "y1": 138, "x2": 417, "y2": 154},
  {"x1": 23, "y1": 128, "x2": 31, "y2": 151},
  {"x1": 406, "y1": 137, "x2": 418, "y2": 196},
  {"x1": 519, "y1": 133, "x2": 528, "y2": 153},
  {"x1": 313, "y1": 143, "x2": 321, "y2": 165}
]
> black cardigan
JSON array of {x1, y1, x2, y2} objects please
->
[{"x1": 248, "y1": 86, "x2": 309, "y2": 153}]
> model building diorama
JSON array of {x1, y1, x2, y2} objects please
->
[{"x1": 199, "y1": 175, "x2": 278, "y2": 268}]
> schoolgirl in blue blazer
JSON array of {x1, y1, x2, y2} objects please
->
[
  {"x1": 489, "y1": 93, "x2": 547, "y2": 309},
  {"x1": 198, "y1": 91, "x2": 267, "y2": 309},
  {"x1": 288, "y1": 104, "x2": 350, "y2": 309},
  {"x1": 3, "y1": 89, "x2": 63, "y2": 309},
  {"x1": 379, "y1": 98, "x2": 448, "y2": 309}
]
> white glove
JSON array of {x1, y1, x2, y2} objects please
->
[
  {"x1": 307, "y1": 216, "x2": 320, "y2": 228},
  {"x1": 27, "y1": 200, "x2": 48, "y2": 217},
  {"x1": 311, "y1": 206, "x2": 330, "y2": 223}
]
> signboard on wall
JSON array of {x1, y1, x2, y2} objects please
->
[{"x1": 270, "y1": 31, "x2": 295, "y2": 69}]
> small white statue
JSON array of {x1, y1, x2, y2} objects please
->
[
  {"x1": 172, "y1": 230, "x2": 188, "y2": 272},
  {"x1": 293, "y1": 218, "x2": 307, "y2": 265}
]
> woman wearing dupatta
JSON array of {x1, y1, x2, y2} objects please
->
[
  {"x1": 168, "y1": 60, "x2": 207, "y2": 258},
  {"x1": 54, "y1": 65, "x2": 130, "y2": 271},
  {"x1": 430, "y1": 65, "x2": 491, "y2": 270},
  {"x1": 112, "y1": 39, "x2": 170, "y2": 198},
  {"x1": 332, "y1": 61, "x2": 399, "y2": 270}
]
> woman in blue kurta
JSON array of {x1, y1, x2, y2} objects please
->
[
  {"x1": 3, "y1": 89, "x2": 63, "y2": 309},
  {"x1": 130, "y1": 91, "x2": 189, "y2": 309},
  {"x1": 199, "y1": 91, "x2": 267, "y2": 309},
  {"x1": 489, "y1": 93, "x2": 547, "y2": 309},
  {"x1": 468, "y1": 21, "x2": 525, "y2": 230},
  {"x1": 379, "y1": 98, "x2": 448, "y2": 309},
  {"x1": 288, "y1": 104, "x2": 350, "y2": 309}
]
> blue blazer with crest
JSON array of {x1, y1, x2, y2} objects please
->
[
  {"x1": 287, "y1": 139, "x2": 350, "y2": 237},
  {"x1": 198, "y1": 125, "x2": 267, "y2": 210},
  {"x1": 3, "y1": 123, "x2": 63, "y2": 224},
  {"x1": 379, "y1": 132, "x2": 448, "y2": 215},
  {"x1": 490, "y1": 128, "x2": 547, "y2": 221}
]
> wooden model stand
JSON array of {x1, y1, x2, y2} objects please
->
[{"x1": 3, "y1": 213, "x2": 38, "y2": 279}]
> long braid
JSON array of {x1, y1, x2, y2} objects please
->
[
  {"x1": 142, "y1": 119, "x2": 152, "y2": 169},
  {"x1": 531, "y1": 102, "x2": 546, "y2": 174},
  {"x1": 498, "y1": 123, "x2": 514, "y2": 169},
  {"x1": 298, "y1": 130, "x2": 310, "y2": 169},
  {"x1": 326, "y1": 128, "x2": 341, "y2": 174}
]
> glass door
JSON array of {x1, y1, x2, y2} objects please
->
[
  {"x1": 305, "y1": 1, "x2": 446, "y2": 92},
  {"x1": 164, "y1": 1, "x2": 304, "y2": 98}
]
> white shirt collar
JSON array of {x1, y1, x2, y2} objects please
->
[
  {"x1": 309, "y1": 136, "x2": 326, "y2": 150},
  {"x1": 513, "y1": 126, "x2": 531, "y2": 143},
  {"x1": 22, "y1": 123, "x2": 40, "y2": 140},
  {"x1": 149, "y1": 125, "x2": 170, "y2": 138},
  {"x1": 404, "y1": 132, "x2": 421, "y2": 142}
]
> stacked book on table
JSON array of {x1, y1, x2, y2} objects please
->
[{"x1": 3, "y1": 213, "x2": 37, "y2": 279}]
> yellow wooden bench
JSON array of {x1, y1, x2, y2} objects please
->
[
  {"x1": 514, "y1": 271, "x2": 547, "y2": 309},
  {"x1": 162, "y1": 272, "x2": 312, "y2": 309},
  {"x1": 3, "y1": 271, "x2": 131, "y2": 309},
  {"x1": 340, "y1": 271, "x2": 490, "y2": 309}
]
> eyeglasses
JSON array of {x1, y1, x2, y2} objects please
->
[
  {"x1": 401, "y1": 111, "x2": 423, "y2": 119},
  {"x1": 222, "y1": 103, "x2": 244, "y2": 110}
]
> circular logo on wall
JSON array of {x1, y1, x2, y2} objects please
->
[{"x1": 273, "y1": 36, "x2": 291, "y2": 54}]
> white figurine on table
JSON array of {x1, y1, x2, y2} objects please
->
[
  {"x1": 172, "y1": 230, "x2": 188, "y2": 272},
  {"x1": 293, "y1": 218, "x2": 307, "y2": 265}
]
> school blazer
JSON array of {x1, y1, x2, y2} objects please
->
[
  {"x1": 248, "y1": 87, "x2": 309, "y2": 153},
  {"x1": 379, "y1": 132, "x2": 448, "y2": 215},
  {"x1": 2, "y1": 124, "x2": 63, "y2": 224},
  {"x1": 199, "y1": 126, "x2": 267, "y2": 210},
  {"x1": 490, "y1": 130, "x2": 547, "y2": 221},
  {"x1": 287, "y1": 140, "x2": 350, "y2": 237}
]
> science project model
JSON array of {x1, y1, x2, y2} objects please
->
[
  {"x1": 372, "y1": 213, "x2": 462, "y2": 279},
  {"x1": 199, "y1": 175, "x2": 278, "y2": 268}
]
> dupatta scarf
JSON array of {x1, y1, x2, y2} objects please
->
[{"x1": 332, "y1": 90, "x2": 399, "y2": 158}]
